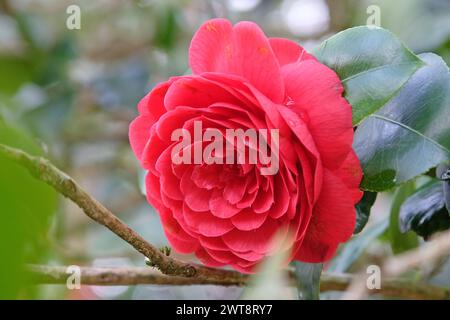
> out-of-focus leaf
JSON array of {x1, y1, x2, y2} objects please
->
[
  {"x1": 35, "y1": 37, "x2": 77, "y2": 86},
  {"x1": 389, "y1": 182, "x2": 419, "y2": 254},
  {"x1": 0, "y1": 122, "x2": 57, "y2": 298},
  {"x1": 353, "y1": 0, "x2": 450, "y2": 53},
  {"x1": 353, "y1": 53, "x2": 450, "y2": 192},
  {"x1": 20, "y1": 36, "x2": 77, "y2": 144},
  {"x1": 329, "y1": 220, "x2": 388, "y2": 273},
  {"x1": 399, "y1": 180, "x2": 450, "y2": 240},
  {"x1": 0, "y1": 56, "x2": 34, "y2": 95},
  {"x1": 314, "y1": 26, "x2": 424, "y2": 125},
  {"x1": 436, "y1": 39, "x2": 450, "y2": 65},
  {"x1": 354, "y1": 191, "x2": 377, "y2": 234},
  {"x1": 293, "y1": 262, "x2": 322, "y2": 300},
  {"x1": 153, "y1": 6, "x2": 179, "y2": 50}
]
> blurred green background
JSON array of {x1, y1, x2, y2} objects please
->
[{"x1": 0, "y1": 0, "x2": 449, "y2": 299}]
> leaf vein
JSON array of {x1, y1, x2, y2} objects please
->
[
  {"x1": 342, "y1": 62, "x2": 420, "y2": 83},
  {"x1": 370, "y1": 114, "x2": 450, "y2": 154}
]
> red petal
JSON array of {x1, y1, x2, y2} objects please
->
[
  {"x1": 278, "y1": 106, "x2": 323, "y2": 204},
  {"x1": 209, "y1": 189, "x2": 242, "y2": 218},
  {"x1": 251, "y1": 185, "x2": 274, "y2": 213},
  {"x1": 232, "y1": 263, "x2": 257, "y2": 274},
  {"x1": 269, "y1": 38, "x2": 315, "y2": 66},
  {"x1": 129, "y1": 115, "x2": 153, "y2": 161},
  {"x1": 237, "y1": 189, "x2": 258, "y2": 209},
  {"x1": 164, "y1": 76, "x2": 239, "y2": 110},
  {"x1": 183, "y1": 204, "x2": 234, "y2": 237},
  {"x1": 191, "y1": 164, "x2": 223, "y2": 190},
  {"x1": 233, "y1": 250, "x2": 264, "y2": 262},
  {"x1": 337, "y1": 150, "x2": 363, "y2": 203},
  {"x1": 159, "y1": 208, "x2": 199, "y2": 254},
  {"x1": 145, "y1": 171, "x2": 163, "y2": 210},
  {"x1": 231, "y1": 208, "x2": 268, "y2": 231},
  {"x1": 223, "y1": 177, "x2": 248, "y2": 205},
  {"x1": 196, "y1": 248, "x2": 227, "y2": 267},
  {"x1": 282, "y1": 60, "x2": 354, "y2": 169},
  {"x1": 198, "y1": 236, "x2": 228, "y2": 251},
  {"x1": 155, "y1": 148, "x2": 183, "y2": 200},
  {"x1": 222, "y1": 219, "x2": 279, "y2": 254},
  {"x1": 137, "y1": 79, "x2": 174, "y2": 118},
  {"x1": 269, "y1": 173, "x2": 290, "y2": 219},
  {"x1": 295, "y1": 169, "x2": 356, "y2": 263},
  {"x1": 155, "y1": 106, "x2": 200, "y2": 142},
  {"x1": 180, "y1": 168, "x2": 213, "y2": 212},
  {"x1": 189, "y1": 19, "x2": 285, "y2": 103},
  {"x1": 142, "y1": 127, "x2": 170, "y2": 172}
]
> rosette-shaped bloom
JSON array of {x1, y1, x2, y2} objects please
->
[{"x1": 129, "y1": 19, "x2": 362, "y2": 273}]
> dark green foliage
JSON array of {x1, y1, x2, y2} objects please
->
[{"x1": 399, "y1": 181, "x2": 450, "y2": 240}]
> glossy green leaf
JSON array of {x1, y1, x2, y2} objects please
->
[
  {"x1": 0, "y1": 122, "x2": 57, "y2": 298},
  {"x1": 314, "y1": 26, "x2": 424, "y2": 125},
  {"x1": 293, "y1": 261, "x2": 323, "y2": 300},
  {"x1": 389, "y1": 182, "x2": 419, "y2": 254},
  {"x1": 444, "y1": 182, "x2": 450, "y2": 213},
  {"x1": 354, "y1": 191, "x2": 377, "y2": 234},
  {"x1": 354, "y1": 53, "x2": 450, "y2": 191},
  {"x1": 399, "y1": 180, "x2": 450, "y2": 240}
]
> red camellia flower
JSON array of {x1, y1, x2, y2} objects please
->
[{"x1": 129, "y1": 19, "x2": 363, "y2": 273}]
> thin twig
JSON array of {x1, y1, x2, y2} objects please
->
[
  {"x1": 384, "y1": 232, "x2": 450, "y2": 277},
  {"x1": 0, "y1": 143, "x2": 246, "y2": 285},
  {"x1": 343, "y1": 230, "x2": 450, "y2": 300},
  {"x1": 28, "y1": 265, "x2": 450, "y2": 299},
  {"x1": 27, "y1": 265, "x2": 238, "y2": 287}
]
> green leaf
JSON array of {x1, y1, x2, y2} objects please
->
[
  {"x1": 399, "y1": 180, "x2": 450, "y2": 240},
  {"x1": 153, "y1": 5, "x2": 179, "y2": 50},
  {"x1": 0, "y1": 123, "x2": 57, "y2": 298},
  {"x1": 444, "y1": 182, "x2": 450, "y2": 214},
  {"x1": 354, "y1": 53, "x2": 450, "y2": 192},
  {"x1": 314, "y1": 26, "x2": 424, "y2": 125},
  {"x1": 329, "y1": 220, "x2": 388, "y2": 273},
  {"x1": 293, "y1": 261, "x2": 323, "y2": 300},
  {"x1": 354, "y1": 191, "x2": 377, "y2": 234},
  {"x1": 389, "y1": 182, "x2": 419, "y2": 254},
  {"x1": 0, "y1": 56, "x2": 34, "y2": 96}
]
